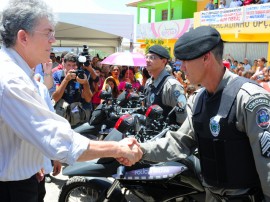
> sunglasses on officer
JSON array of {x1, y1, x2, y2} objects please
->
[{"x1": 145, "y1": 54, "x2": 162, "y2": 60}]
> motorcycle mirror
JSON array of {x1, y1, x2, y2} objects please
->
[
  {"x1": 105, "y1": 84, "x2": 112, "y2": 94},
  {"x1": 126, "y1": 92, "x2": 140, "y2": 101},
  {"x1": 166, "y1": 92, "x2": 187, "y2": 123},
  {"x1": 117, "y1": 91, "x2": 128, "y2": 107},
  {"x1": 125, "y1": 82, "x2": 133, "y2": 90},
  {"x1": 133, "y1": 115, "x2": 141, "y2": 134},
  {"x1": 99, "y1": 90, "x2": 112, "y2": 100},
  {"x1": 138, "y1": 85, "x2": 144, "y2": 93}
]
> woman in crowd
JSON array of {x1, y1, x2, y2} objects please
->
[
  {"x1": 118, "y1": 68, "x2": 141, "y2": 92},
  {"x1": 259, "y1": 67, "x2": 270, "y2": 92},
  {"x1": 91, "y1": 67, "x2": 104, "y2": 109},
  {"x1": 105, "y1": 77, "x2": 119, "y2": 99},
  {"x1": 102, "y1": 65, "x2": 121, "y2": 90},
  {"x1": 251, "y1": 57, "x2": 267, "y2": 80}
]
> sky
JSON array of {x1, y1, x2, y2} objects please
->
[
  {"x1": 0, "y1": 0, "x2": 152, "y2": 54},
  {"x1": 1, "y1": 0, "x2": 148, "y2": 23},
  {"x1": 0, "y1": 0, "x2": 149, "y2": 42},
  {"x1": 47, "y1": 0, "x2": 141, "y2": 15}
]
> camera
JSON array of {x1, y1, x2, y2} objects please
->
[
  {"x1": 73, "y1": 69, "x2": 85, "y2": 79},
  {"x1": 79, "y1": 45, "x2": 91, "y2": 67}
]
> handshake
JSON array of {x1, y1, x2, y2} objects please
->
[
  {"x1": 78, "y1": 137, "x2": 144, "y2": 166},
  {"x1": 116, "y1": 137, "x2": 143, "y2": 166}
]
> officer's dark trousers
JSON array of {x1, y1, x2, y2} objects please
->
[{"x1": 0, "y1": 174, "x2": 38, "y2": 202}]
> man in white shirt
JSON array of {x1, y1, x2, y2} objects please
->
[
  {"x1": 219, "y1": 0, "x2": 229, "y2": 8},
  {"x1": 230, "y1": 0, "x2": 242, "y2": 7},
  {"x1": 0, "y1": 0, "x2": 142, "y2": 201}
]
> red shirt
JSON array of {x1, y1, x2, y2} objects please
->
[
  {"x1": 243, "y1": 0, "x2": 253, "y2": 5},
  {"x1": 223, "y1": 61, "x2": 231, "y2": 70},
  {"x1": 52, "y1": 64, "x2": 63, "y2": 73}
]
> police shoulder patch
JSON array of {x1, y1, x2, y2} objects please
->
[
  {"x1": 260, "y1": 131, "x2": 270, "y2": 158},
  {"x1": 256, "y1": 107, "x2": 270, "y2": 129},
  {"x1": 173, "y1": 90, "x2": 180, "y2": 98},
  {"x1": 245, "y1": 94, "x2": 270, "y2": 112}
]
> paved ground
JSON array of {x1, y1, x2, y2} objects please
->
[{"x1": 44, "y1": 169, "x2": 69, "y2": 202}]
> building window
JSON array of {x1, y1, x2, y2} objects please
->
[{"x1": 162, "y1": 9, "x2": 174, "y2": 20}]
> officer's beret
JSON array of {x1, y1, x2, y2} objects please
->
[
  {"x1": 174, "y1": 26, "x2": 222, "y2": 60},
  {"x1": 148, "y1": 45, "x2": 170, "y2": 59}
]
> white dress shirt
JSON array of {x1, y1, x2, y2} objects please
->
[
  {"x1": 0, "y1": 47, "x2": 90, "y2": 181},
  {"x1": 35, "y1": 80, "x2": 54, "y2": 174}
]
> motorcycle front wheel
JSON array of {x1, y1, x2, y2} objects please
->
[{"x1": 58, "y1": 176, "x2": 125, "y2": 202}]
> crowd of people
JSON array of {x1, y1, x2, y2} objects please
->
[
  {"x1": 35, "y1": 50, "x2": 270, "y2": 113},
  {"x1": 205, "y1": 0, "x2": 269, "y2": 10},
  {"x1": 0, "y1": 0, "x2": 269, "y2": 202},
  {"x1": 35, "y1": 48, "x2": 195, "y2": 128},
  {"x1": 223, "y1": 55, "x2": 270, "y2": 92}
]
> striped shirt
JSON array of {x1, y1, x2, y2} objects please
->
[
  {"x1": 35, "y1": 80, "x2": 54, "y2": 174},
  {"x1": 0, "y1": 47, "x2": 90, "y2": 181}
]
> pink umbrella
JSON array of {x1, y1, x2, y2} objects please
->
[{"x1": 101, "y1": 52, "x2": 146, "y2": 66}]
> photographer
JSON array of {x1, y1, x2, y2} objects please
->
[
  {"x1": 78, "y1": 46, "x2": 99, "y2": 87},
  {"x1": 77, "y1": 45, "x2": 99, "y2": 120},
  {"x1": 52, "y1": 53, "x2": 92, "y2": 127}
]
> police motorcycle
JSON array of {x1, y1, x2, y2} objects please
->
[
  {"x1": 58, "y1": 104, "x2": 205, "y2": 202},
  {"x1": 73, "y1": 82, "x2": 146, "y2": 140}
]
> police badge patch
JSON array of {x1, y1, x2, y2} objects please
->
[
  {"x1": 260, "y1": 131, "x2": 270, "y2": 158},
  {"x1": 256, "y1": 107, "x2": 270, "y2": 129},
  {"x1": 209, "y1": 115, "x2": 221, "y2": 137}
]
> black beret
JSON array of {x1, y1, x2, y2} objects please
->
[
  {"x1": 148, "y1": 45, "x2": 170, "y2": 59},
  {"x1": 174, "y1": 26, "x2": 221, "y2": 60}
]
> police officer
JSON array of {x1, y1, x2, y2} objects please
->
[
  {"x1": 144, "y1": 45, "x2": 187, "y2": 125},
  {"x1": 120, "y1": 26, "x2": 270, "y2": 201}
]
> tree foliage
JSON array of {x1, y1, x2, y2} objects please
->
[{"x1": 144, "y1": 38, "x2": 171, "y2": 58}]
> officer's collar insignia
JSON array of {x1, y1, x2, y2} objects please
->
[
  {"x1": 256, "y1": 107, "x2": 270, "y2": 129},
  {"x1": 260, "y1": 131, "x2": 270, "y2": 158},
  {"x1": 150, "y1": 93, "x2": 155, "y2": 104},
  {"x1": 245, "y1": 94, "x2": 270, "y2": 112},
  {"x1": 209, "y1": 115, "x2": 221, "y2": 137}
]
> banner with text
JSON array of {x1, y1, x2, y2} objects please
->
[
  {"x1": 201, "y1": 7, "x2": 244, "y2": 25},
  {"x1": 245, "y1": 3, "x2": 270, "y2": 22},
  {"x1": 200, "y1": 3, "x2": 270, "y2": 25}
]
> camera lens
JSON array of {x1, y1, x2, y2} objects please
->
[
  {"x1": 77, "y1": 70, "x2": 85, "y2": 79},
  {"x1": 84, "y1": 60, "x2": 90, "y2": 67}
]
